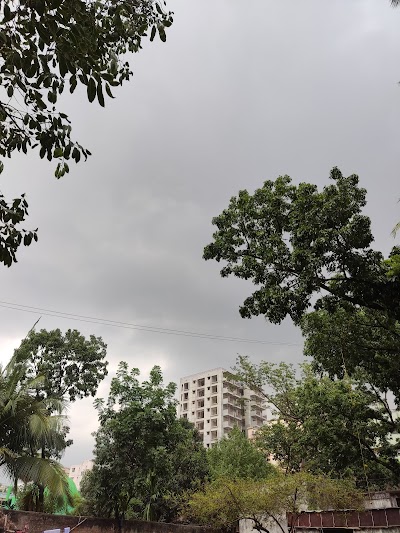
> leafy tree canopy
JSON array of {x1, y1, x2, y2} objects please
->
[
  {"x1": 204, "y1": 167, "x2": 400, "y2": 325},
  {"x1": 0, "y1": 348, "x2": 72, "y2": 509},
  {"x1": 301, "y1": 304, "x2": 400, "y2": 403},
  {"x1": 205, "y1": 168, "x2": 400, "y2": 399},
  {"x1": 3, "y1": 328, "x2": 107, "y2": 511},
  {"x1": 13, "y1": 328, "x2": 108, "y2": 402},
  {"x1": 81, "y1": 363, "x2": 209, "y2": 522},
  {"x1": 0, "y1": 0, "x2": 172, "y2": 266},
  {"x1": 207, "y1": 426, "x2": 275, "y2": 481},
  {"x1": 186, "y1": 473, "x2": 363, "y2": 533},
  {"x1": 230, "y1": 357, "x2": 400, "y2": 488}
]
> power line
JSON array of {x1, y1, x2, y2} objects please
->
[{"x1": 0, "y1": 300, "x2": 302, "y2": 347}]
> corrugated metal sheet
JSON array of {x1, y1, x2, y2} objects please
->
[{"x1": 288, "y1": 508, "x2": 400, "y2": 529}]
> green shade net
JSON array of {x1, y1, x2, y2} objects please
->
[{"x1": 4, "y1": 477, "x2": 80, "y2": 515}]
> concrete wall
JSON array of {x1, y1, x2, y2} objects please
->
[
  {"x1": 239, "y1": 515, "x2": 287, "y2": 533},
  {"x1": 364, "y1": 492, "x2": 397, "y2": 510},
  {"x1": 0, "y1": 510, "x2": 215, "y2": 533}
]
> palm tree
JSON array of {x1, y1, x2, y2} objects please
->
[{"x1": 0, "y1": 351, "x2": 72, "y2": 510}]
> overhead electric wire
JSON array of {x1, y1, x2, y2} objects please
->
[{"x1": 0, "y1": 300, "x2": 302, "y2": 346}]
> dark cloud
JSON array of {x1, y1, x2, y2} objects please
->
[{"x1": 0, "y1": 0, "x2": 399, "y2": 466}]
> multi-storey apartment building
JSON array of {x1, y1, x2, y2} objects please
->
[
  {"x1": 66, "y1": 459, "x2": 93, "y2": 490},
  {"x1": 177, "y1": 367, "x2": 266, "y2": 447}
]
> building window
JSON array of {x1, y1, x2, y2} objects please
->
[
  {"x1": 184, "y1": 382, "x2": 189, "y2": 390},
  {"x1": 183, "y1": 403, "x2": 188, "y2": 411},
  {"x1": 212, "y1": 375, "x2": 218, "y2": 383},
  {"x1": 198, "y1": 378, "x2": 205, "y2": 387},
  {"x1": 183, "y1": 413, "x2": 188, "y2": 419},
  {"x1": 197, "y1": 410, "x2": 204, "y2": 419},
  {"x1": 184, "y1": 392, "x2": 188, "y2": 400},
  {"x1": 211, "y1": 407, "x2": 217, "y2": 416},
  {"x1": 211, "y1": 385, "x2": 217, "y2": 393},
  {"x1": 197, "y1": 389, "x2": 205, "y2": 398},
  {"x1": 198, "y1": 399, "x2": 204, "y2": 408}
]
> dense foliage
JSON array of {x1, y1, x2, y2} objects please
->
[
  {"x1": 0, "y1": 0, "x2": 173, "y2": 266},
  {"x1": 1, "y1": 328, "x2": 108, "y2": 512},
  {"x1": 207, "y1": 426, "x2": 276, "y2": 481},
  {"x1": 14, "y1": 328, "x2": 108, "y2": 402},
  {"x1": 0, "y1": 346, "x2": 72, "y2": 510},
  {"x1": 230, "y1": 358, "x2": 400, "y2": 488},
  {"x1": 204, "y1": 168, "x2": 400, "y2": 325},
  {"x1": 204, "y1": 168, "x2": 400, "y2": 400},
  {"x1": 186, "y1": 473, "x2": 363, "y2": 533},
  {"x1": 81, "y1": 364, "x2": 209, "y2": 522}
]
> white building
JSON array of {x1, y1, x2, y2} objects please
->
[
  {"x1": 67, "y1": 459, "x2": 93, "y2": 490},
  {"x1": 177, "y1": 367, "x2": 266, "y2": 447}
]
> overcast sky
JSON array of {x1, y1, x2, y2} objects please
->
[{"x1": 1, "y1": 0, "x2": 400, "y2": 468}]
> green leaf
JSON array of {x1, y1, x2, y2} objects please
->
[
  {"x1": 3, "y1": 4, "x2": 12, "y2": 21},
  {"x1": 64, "y1": 143, "x2": 72, "y2": 159},
  {"x1": 158, "y1": 26, "x2": 166, "y2": 42},
  {"x1": 35, "y1": 0, "x2": 45, "y2": 16},
  {"x1": 105, "y1": 84, "x2": 114, "y2": 99},
  {"x1": 54, "y1": 147, "x2": 63, "y2": 158},
  {"x1": 72, "y1": 147, "x2": 81, "y2": 163},
  {"x1": 97, "y1": 82, "x2": 105, "y2": 107},
  {"x1": 87, "y1": 78, "x2": 96, "y2": 103},
  {"x1": 150, "y1": 26, "x2": 157, "y2": 42}
]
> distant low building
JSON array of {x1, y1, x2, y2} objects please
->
[{"x1": 66, "y1": 459, "x2": 93, "y2": 490}]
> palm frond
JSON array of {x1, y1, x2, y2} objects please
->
[
  {"x1": 391, "y1": 220, "x2": 400, "y2": 237},
  {"x1": 7, "y1": 456, "x2": 73, "y2": 504}
]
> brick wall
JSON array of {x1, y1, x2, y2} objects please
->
[{"x1": 0, "y1": 510, "x2": 214, "y2": 533}]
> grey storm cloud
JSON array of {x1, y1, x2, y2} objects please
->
[{"x1": 0, "y1": 0, "x2": 399, "y2": 467}]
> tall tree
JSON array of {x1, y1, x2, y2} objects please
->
[
  {"x1": 186, "y1": 473, "x2": 363, "y2": 533},
  {"x1": 301, "y1": 304, "x2": 400, "y2": 402},
  {"x1": 230, "y1": 358, "x2": 400, "y2": 488},
  {"x1": 204, "y1": 168, "x2": 400, "y2": 325},
  {"x1": 204, "y1": 168, "x2": 400, "y2": 397},
  {"x1": 0, "y1": 349, "x2": 72, "y2": 508},
  {"x1": 207, "y1": 426, "x2": 275, "y2": 481},
  {"x1": 10, "y1": 328, "x2": 107, "y2": 510},
  {"x1": 0, "y1": 0, "x2": 173, "y2": 266},
  {"x1": 13, "y1": 328, "x2": 108, "y2": 402},
  {"x1": 81, "y1": 363, "x2": 208, "y2": 523}
]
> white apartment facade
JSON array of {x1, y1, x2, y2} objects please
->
[
  {"x1": 177, "y1": 367, "x2": 266, "y2": 447},
  {"x1": 67, "y1": 459, "x2": 93, "y2": 490}
]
